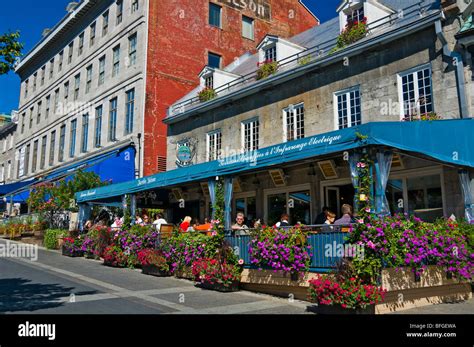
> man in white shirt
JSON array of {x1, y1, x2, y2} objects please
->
[{"x1": 152, "y1": 213, "x2": 167, "y2": 232}]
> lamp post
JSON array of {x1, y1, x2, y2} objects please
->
[{"x1": 136, "y1": 133, "x2": 142, "y2": 179}]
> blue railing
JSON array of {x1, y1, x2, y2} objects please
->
[{"x1": 224, "y1": 229, "x2": 350, "y2": 273}]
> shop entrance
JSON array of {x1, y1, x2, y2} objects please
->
[{"x1": 323, "y1": 184, "x2": 355, "y2": 218}]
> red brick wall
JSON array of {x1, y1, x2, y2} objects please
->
[{"x1": 143, "y1": 0, "x2": 318, "y2": 176}]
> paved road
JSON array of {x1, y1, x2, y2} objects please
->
[{"x1": 0, "y1": 239, "x2": 311, "y2": 314}]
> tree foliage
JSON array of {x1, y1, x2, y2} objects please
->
[{"x1": 0, "y1": 31, "x2": 23, "y2": 75}]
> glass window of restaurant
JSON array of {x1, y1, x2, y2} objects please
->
[{"x1": 265, "y1": 185, "x2": 311, "y2": 225}]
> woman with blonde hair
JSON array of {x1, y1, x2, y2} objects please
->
[{"x1": 180, "y1": 216, "x2": 192, "y2": 232}]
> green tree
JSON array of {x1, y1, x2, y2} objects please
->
[{"x1": 0, "y1": 31, "x2": 23, "y2": 75}]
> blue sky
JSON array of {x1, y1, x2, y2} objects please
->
[{"x1": 0, "y1": 0, "x2": 341, "y2": 114}]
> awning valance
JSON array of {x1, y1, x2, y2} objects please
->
[{"x1": 76, "y1": 119, "x2": 474, "y2": 204}]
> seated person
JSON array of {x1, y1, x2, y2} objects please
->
[{"x1": 232, "y1": 213, "x2": 249, "y2": 235}]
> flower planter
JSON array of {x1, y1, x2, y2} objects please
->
[
  {"x1": 61, "y1": 247, "x2": 84, "y2": 258},
  {"x1": 103, "y1": 260, "x2": 125, "y2": 268},
  {"x1": 175, "y1": 267, "x2": 194, "y2": 280},
  {"x1": 197, "y1": 280, "x2": 240, "y2": 293},
  {"x1": 310, "y1": 304, "x2": 375, "y2": 315},
  {"x1": 84, "y1": 252, "x2": 100, "y2": 260},
  {"x1": 142, "y1": 265, "x2": 170, "y2": 277}
]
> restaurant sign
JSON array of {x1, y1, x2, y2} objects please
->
[{"x1": 216, "y1": 0, "x2": 271, "y2": 21}]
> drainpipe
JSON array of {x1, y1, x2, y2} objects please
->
[{"x1": 435, "y1": 20, "x2": 469, "y2": 119}]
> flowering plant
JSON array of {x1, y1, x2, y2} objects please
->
[
  {"x1": 308, "y1": 275, "x2": 386, "y2": 309},
  {"x1": 137, "y1": 249, "x2": 170, "y2": 272},
  {"x1": 192, "y1": 258, "x2": 241, "y2": 286},
  {"x1": 198, "y1": 87, "x2": 217, "y2": 102},
  {"x1": 113, "y1": 226, "x2": 160, "y2": 267},
  {"x1": 256, "y1": 60, "x2": 278, "y2": 80},
  {"x1": 160, "y1": 232, "x2": 209, "y2": 273},
  {"x1": 333, "y1": 16, "x2": 368, "y2": 52},
  {"x1": 62, "y1": 236, "x2": 84, "y2": 256},
  {"x1": 249, "y1": 226, "x2": 312, "y2": 277},
  {"x1": 102, "y1": 245, "x2": 129, "y2": 268}
]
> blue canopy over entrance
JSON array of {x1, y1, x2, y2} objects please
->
[{"x1": 76, "y1": 119, "x2": 474, "y2": 204}]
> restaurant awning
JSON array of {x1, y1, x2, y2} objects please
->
[{"x1": 76, "y1": 119, "x2": 474, "y2": 204}]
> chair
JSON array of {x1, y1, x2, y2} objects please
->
[{"x1": 159, "y1": 224, "x2": 174, "y2": 240}]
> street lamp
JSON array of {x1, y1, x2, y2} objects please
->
[{"x1": 135, "y1": 133, "x2": 142, "y2": 179}]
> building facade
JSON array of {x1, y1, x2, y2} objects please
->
[
  {"x1": 0, "y1": 122, "x2": 17, "y2": 185},
  {"x1": 163, "y1": 0, "x2": 474, "y2": 225},
  {"x1": 12, "y1": 0, "x2": 318, "y2": 189}
]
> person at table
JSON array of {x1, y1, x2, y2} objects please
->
[
  {"x1": 314, "y1": 206, "x2": 329, "y2": 225},
  {"x1": 152, "y1": 213, "x2": 167, "y2": 231},
  {"x1": 180, "y1": 216, "x2": 192, "y2": 232},
  {"x1": 334, "y1": 204, "x2": 354, "y2": 225},
  {"x1": 324, "y1": 211, "x2": 336, "y2": 225},
  {"x1": 232, "y1": 213, "x2": 249, "y2": 235},
  {"x1": 275, "y1": 213, "x2": 290, "y2": 228}
]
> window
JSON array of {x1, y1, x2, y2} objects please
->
[
  {"x1": 125, "y1": 89, "x2": 135, "y2": 134},
  {"x1": 346, "y1": 6, "x2": 365, "y2": 26},
  {"x1": 131, "y1": 0, "x2": 139, "y2": 13},
  {"x1": 102, "y1": 10, "x2": 109, "y2": 36},
  {"x1": 209, "y1": 3, "x2": 221, "y2": 28},
  {"x1": 21, "y1": 113, "x2": 25, "y2": 134},
  {"x1": 208, "y1": 52, "x2": 221, "y2": 68},
  {"x1": 78, "y1": 32, "x2": 84, "y2": 55},
  {"x1": 113, "y1": 45, "x2": 120, "y2": 77},
  {"x1": 70, "y1": 120, "x2": 77, "y2": 158},
  {"x1": 335, "y1": 87, "x2": 361, "y2": 129},
  {"x1": 264, "y1": 46, "x2": 277, "y2": 62},
  {"x1": 41, "y1": 66, "x2": 45, "y2": 86},
  {"x1": 29, "y1": 107, "x2": 34, "y2": 129},
  {"x1": 283, "y1": 103, "x2": 305, "y2": 142},
  {"x1": 116, "y1": 0, "x2": 123, "y2": 25},
  {"x1": 24, "y1": 144, "x2": 30, "y2": 175},
  {"x1": 64, "y1": 81, "x2": 70, "y2": 101},
  {"x1": 32, "y1": 140, "x2": 38, "y2": 173},
  {"x1": 40, "y1": 135, "x2": 47, "y2": 169},
  {"x1": 206, "y1": 130, "x2": 222, "y2": 161},
  {"x1": 242, "y1": 16, "x2": 254, "y2": 40},
  {"x1": 128, "y1": 34, "x2": 137, "y2": 66},
  {"x1": 49, "y1": 59, "x2": 54, "y2": 79},
  {"x1": 45, "y1": 95, "x2": 50, "y2": 118},
  {"x1": 59, "y1": 125, "x2": 66, "y2": 162},
  {"x1": 49, "y1": 130, "x2": 56, "y2": 166},
  {"x1": 90, "y1": 22, "x2": 96, "y2": 46},
  {"x1": 109, "y1": 98, "x2": 117, "y2": 141},
  {"x1": 7, "y1": 160, "x2": 11, "y2": 180},
  {"x1": 81, "y1": 114, "x2": 89, "y2": 153},
  {"x1": 94, "y1": 106, "x2": 103, "y2": 147},
  {"x1": 24, "y1": 80, "x2": 28, "y2": 98},
  {"x1": 33, "y1": 73, "x2": 37, "y2": 92},
  {"x1": 242, "y1": 118, "x2": 259, "y2": 152},
  {"x1": 68, "y1": 42, "x2": 74, "y2": 64},
  {"x1": 267, "y1": 190, "x2": 311, "y2": 225},
  {"x1": 86, "y1": 65, "x2": 93, "y2": 93},
  {"x1": 98, "y1": 56, "x2": 106, "y2": 86},
  {"x1": 58, "y1": 51, "x2": 64, "y2": 72},
  {"x1": 37, "y1": 101, "x2": 42, "y2": 124},
  {"x1": 399, "y1": 66, "x2": 433, "y2": 120},
  {"x1": 74, "y1": 74, "x2": 80, "y2": 101},
  {"x1": 204, "y1": 75, "x2": 214, "y2": 89},
  {"x1": 54, "y1": 89, "x2": 60, "y2": 114}
]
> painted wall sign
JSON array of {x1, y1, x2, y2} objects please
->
[{"x1": 216, "y1": 0, "x2": 271, "y2": 21}]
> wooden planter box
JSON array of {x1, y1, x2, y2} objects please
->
[
  {"x1": 308, "y1": 304, "x2": 375, "y2": 315},
  {"x1": 61, "y1": 247, "x2": 84, "y2": 258},
  {"x1": 142, "y1": 265, "x2": 170, "y2": 277},
  {"x1": 197, "y1": 280, "x2": 240, "y2": 293}
]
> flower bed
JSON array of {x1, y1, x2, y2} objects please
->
[
  {"x1": 192, "y1": 258, "x2": 241, "y2": 292},
  {"x1": 62, "y1": 237, "x2": 84, "y2": 257},
  {"x1": 138, "y1": 249, "x2": 170, "y2": 277},
  {"x1": 102, "y1": 245, "x2": 128, "y2": 268},
  {"x1": 249, "y1": 226, "x2": 312, "y2": 278}
]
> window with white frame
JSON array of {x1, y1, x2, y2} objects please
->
[
  {"x1": 335, "y1": 87, "x2": 361, "y2": 129},
  {"x1": 40, "y1": 66, "x2": 45, "y2": 86},
  {"x1": 86, "y1": 65, "x2": 92, "y2": 93},
  {"x1": 98, "y1": 56, "x2": 106, "y2": 86},
  {"x1": 78, "y1": 32, "x2": 84, "y2": 55},
  {"x1": 399, "y1": 66, "x2": 433, "y2": 120},
  {"x1": 131, "y1": 0, "x2": 139, "y2": 13},
  {"x1": 58, "y1": 51, "x2": 63, "y2": 71},
  {"x1": 102, "y1": 10, "x2": 109, "y2": 36},
  {"x1": 113, "y1": 45, "x2": 120, "y2": 77},
  {"x1": 128, "y1": 34, "x2": 137, "y2": 66},
  {"x1": 264, "y1": 46, "x2": 277, "y2": 62},
  {"x1": 49, "y1": 59, "x2": 54, "y2": 79},
  {"x1": 68, "y1": 42, "x2": 73, "y2": 64},
  {"x1": 45, "y1": 95, "x2": 50, "y2": 118},
  {"x1": 74, "y1": 74, "x2": 80, "y2": 101},
  {"x1": 242, "y1": 118, "x2": 259, "y2": 152},
  {"x1": 90, "y1": 22, "x2": 96, "y2": 47},
  {"x1": 283, "y1": 103, "x2": 305, "y2": 142},
  {"x1": 116, "y1": 0, "x2": 123, "y2": 25},
  {"x1": 7, "y1": 160, "x2": 11, "y2": 180},
  {"x1": 207, "y1": 130, "x2": 222, "y2": 161},
  {"x1": 204, "y1": 74, "x2": 213, "y2": 89},
  {"x1": 346, "y1": 6, "x2": 365, "y2": 25}
]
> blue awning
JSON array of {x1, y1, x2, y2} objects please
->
[
  {"x1": 2, "y1": 145, "x2": 136, "y2": 204},
  {"x1": 76, "y1": 119, "x2": 474, "y2": 204}
]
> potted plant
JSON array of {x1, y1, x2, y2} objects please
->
[
  {"x1": 192, "y1": 258, "x2": 241, "y2": 292},
  {"x1": 102, "y1": 245, "x2": 128, "y2": 268},
  {"x1": 308, "y1": 275, "x2": 386, "y2": 314},
  {"x1": 62, "y1": 237, "x2": 85, "y2": 257},
  {"x1": 256, "y1": 60, "x2": 279, "y2": 80},
  {"x1": 137, "y1": 249, "x2": 171, "y2": 277},
  {"x1": 81, "y1": 234, "x2": 100, "y2": 260},
  {"x1": 198, "y1": 87, "x2": 217, "y2": 102}
]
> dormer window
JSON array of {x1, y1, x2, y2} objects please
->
[
  {"x1": 204, "y1": 75, "x2": 214, "y2": 89},
  {"x1": 264, "y1": 46, "x2": 277, "y2": 62},
  {"x1": 346, "y1": 6, "x2": 364, "y2": 26}
]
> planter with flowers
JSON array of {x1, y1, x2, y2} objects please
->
[
  {"x1": 192, "y1": 258, "x2": 242, "y2": 292},
  {"x1": 138, "y1": 249, "x2": 171, "y2": 277},
  {"x1": 256, "y1": 60, "x2": 279, "y2": 80},
  {"x1": 102, "y1": 245, "x2": 129, "y2": 268},
  {"x1": 62, "y1": 237, "x2": 85, "y2": 257},
  {"x1": 308, "y1": 275, "x2": 386, "y2": 314},
  {"x1": 331, "y1": 17, "x2": 368, "y2": 53},
  {"x1": 198, "y1": 88, "x2": 217, "y2": 102}
]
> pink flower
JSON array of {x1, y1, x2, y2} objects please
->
[
  {"x1": 366, "y1": 241, "x2": 376, "y2": 249},
  {"x1": 238, "y1": 259, "x2": 244, "y2": 265},
  {"x1": 211, "y1": 231, "x2": 217, "y2": 236}
]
